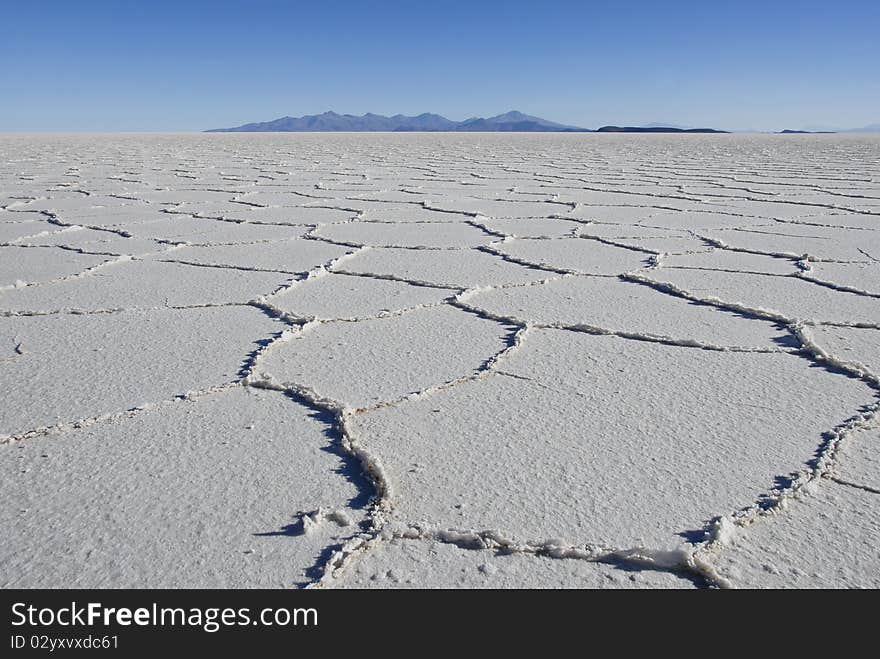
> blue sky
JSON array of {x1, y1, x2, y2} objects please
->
[{"x1": 2, "y1": 0, "x2": 877, "y2": 131}]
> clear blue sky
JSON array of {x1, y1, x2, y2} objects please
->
[{"x1": 2, "y1": 0, "x2": 877, "y2": 131}]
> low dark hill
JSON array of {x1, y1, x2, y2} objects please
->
[{"x1": 596, "y1": 126, "x2": 728, "y2": 133}]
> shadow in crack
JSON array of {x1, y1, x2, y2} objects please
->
[
  {"x1": 804, "y1": 358, "x2": 878, "y2": 383},
  {"x1": 771, "y1": 473, "x2": 797, "y2": 491},
  {"x1": 237, "y1": 330, "x2": 285, "y2": 379},
  {"x1": 770, "y1": 326, "x2": 801, "y2": 350},
  {"x1": 753, "y1": 473, "x2": 800, "y2": 511},
  {"x1": 301, "y1": 399, "x2": 373, "y2": 511},
  {"x1": 250, "y1": 388, "x2": 374, "y2": 586},
  {"x1": 296, "y1": 540, "x2": 352, "y2": 587},
  {"x1": 249, "y1": 389, "x2": 374, "y2": 523},
  {"x1": 596, "y1": 556, "x2": 715, "y2": 589}
]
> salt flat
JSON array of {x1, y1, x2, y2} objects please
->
[{"x1": 1, "y1": 133, "x2": 879, "y2": 589}]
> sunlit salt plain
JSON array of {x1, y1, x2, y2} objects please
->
[{"x1": 1, "y1": 133, "x2": 879, "y2": 589}]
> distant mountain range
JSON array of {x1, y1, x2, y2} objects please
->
[
  {"x1": 207, "y1": 110, "x2": 591, "y2": 133},
  {"x1": 206, "y1": 111, "x2": 880, "y2": 134}
]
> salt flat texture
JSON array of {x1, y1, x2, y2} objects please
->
[{"x1": 1, "y1": 133, "x2": 879, "y2": 589}]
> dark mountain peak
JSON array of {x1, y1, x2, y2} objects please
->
[
  {"x1": 483, "y1": 110, "x2": 547, "y2": 124},
  {"x1": 491, "y1": 110, "x2": 530, "y2": 120}
]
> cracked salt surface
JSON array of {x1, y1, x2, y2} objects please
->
[
  {"x1": 16, "y1": 228, "x2": 169, "y2": 256},
  {"x1": 0, "y1": 219, "x2": 58, "y2": 242},
  {"x1": 0, "y1": 306, "x2": 284, "y2": 438},
  {"x1": 146, "y1": 238, "x2": 351, "y2": 274},
  {"x1": 1, "y1": 132, "x2": 879, "y2": 588},
  {"x1": 610, "y1": 236, "x2": 712, "y2": 254},
  {"x1": 268, "y1": 272, "x2": 452, "y2": 320},
  {"x1": 0, "y1": 246, "x2": 110, "y2": 289},
  {"x1": 124, "y1": 214, "x2": 307, "y2": 242},
  {"x1": 710, "y1": 482, "x2": 880, "y2": 588},
  {"x1": 641, "y1": 268, "x2": 880, "y2": 326},
  {"x1": 349, "y1": 329, "x2": 873, "y2": 549},
  {"x1": 359, "y1": 207, "x2": 480, "y2": 224},
  {"x1": 0, "y1": 386, "x2": 364, "y2": 587},
  {"x1": 312, "y1": 221, "x2": 494, "y2": 248},
  {"x1": 33, "y1": 206, "x2": 172, "y2": 228},
  {"x1": 426, "y1": 198, "x2": 572, "y2": 218},
  {"x1": 0, "y1": 259, "x2": 293, "y2": 311},
  {"x1": 194, "y1": 205, "x2": 357, "y2": 226},
  {"x1": 659, "y1": 250, "x2": 799, "y2": 275},
  {"x1": 464, "y1": 276, "x2": 794, "y2": 349},
  {"x1": 340, "y1": 246, "x2": 551, "y2": 288},
  {"x1": 483, "y1": 217, "x2": 583, "y2": 238},
  {"x1": 566, "y1": 205, "x2": 663, "y2": 223},
  {"x1": 701, "y1": 225, "x2": 880, "y2": 262},
  {"x1": 256, "y1": 305, "x2": 516, "y2": 408},
  {"x1": 495, "y1": 238, "x2": 650, "y2": 274},
  {"x1": 643, "y1": 211, "x2": 777, "y2": 231}
]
